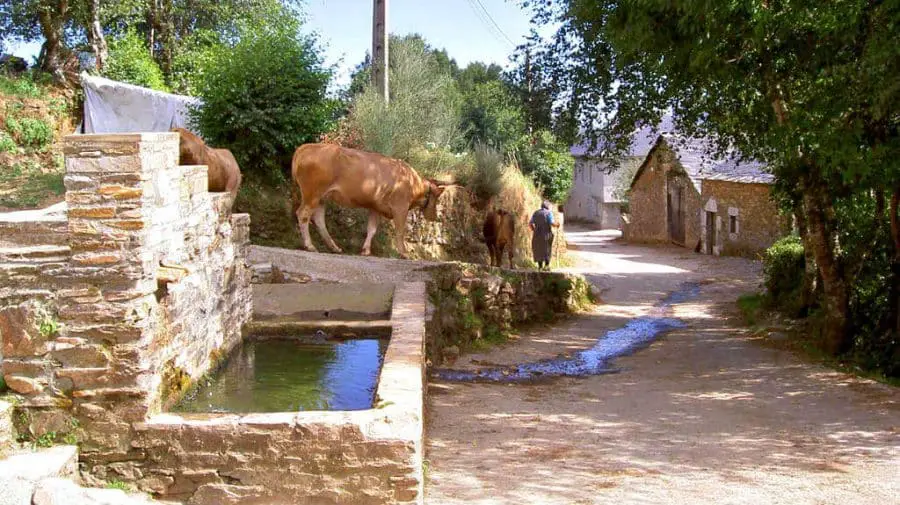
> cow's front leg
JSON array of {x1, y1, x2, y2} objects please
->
[
  {"x1": 312, "y1": 206, "x2": 343, "y2": 253},
  {"x1": 361, "y1": 210, "x2": 380, "y2": 256},
  {"x1": 507, "y1": 242, "x2": 515, "y2": 269},
  {"x1": 392, "y1": 209, "x2": 409, "y2": 259}
]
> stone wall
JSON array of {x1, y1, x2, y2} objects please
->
[
  {"x1": 424, "y1": 263, "x2": 594, "y2": 365},
  {"x1": 700, "y1": 179, "x2": 790, "y2": 257},
  {"x1": 623, "y1": 146, "x2": 702, "y2": 249},
  {"x1": 0, "y1": 133, "x2": 252, "y2": 489}
]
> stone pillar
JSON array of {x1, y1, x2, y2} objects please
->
[{"x1": 57, "y1": 133, "x2": 184, "y2": 457}]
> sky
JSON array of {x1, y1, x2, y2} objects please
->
[{"x1": 7, "y1": 0, "x2": 542, "y2": 89}]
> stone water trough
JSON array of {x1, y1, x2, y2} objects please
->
[
  {"x1": 0, "y1": 133, "x2": 426, "y2": 505},
  {"x1": 138, "y1": 282, "x2": 426, "y2": 505}
]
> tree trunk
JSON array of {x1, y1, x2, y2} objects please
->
[
  {"x1": 794, "y1": 204, "x2": 818, "y2": 314},
  {"x1": 890, "y1": 185, "x2": 900, "y2": 335},
  {"x1": 87, "y1": 0, "x2": 108, "y2": 70},
  {"x1": 802, "y1": 183, "x2": 850, "y2": 355},
  {"x1": 37, "y1": 0, "x2": 70, "y2": 81}
]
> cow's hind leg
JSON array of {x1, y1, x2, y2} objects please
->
[
  {"x1": 361, "y1": 210, "x2": 380, "y2": 256},
  {"x1": 296, "y1": 204, "x2": 317, "y2": 252},
  {"x1": 312, "y1": 206, "x2": 343, "y2": 253},
  {"x1": 506, "y1": 241, "x2": 514, "y2": 269}
]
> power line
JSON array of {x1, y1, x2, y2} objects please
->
[
  {"x1": 472, "y1": 0, "x2": 516, "y2": 46},
  {"x1": 463, "y1": 0, "x2": 515, "y2": 47}
]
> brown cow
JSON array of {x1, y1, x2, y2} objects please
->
[
  {"x1": 483, "y1": 208, "x2": 515, "y2": 268},
  {"x1": 291, "y1": 143, "x2": 446, "y2": 258},
  {"x1": 171, "y1": 128, "x2": 242, "y2": 205}
]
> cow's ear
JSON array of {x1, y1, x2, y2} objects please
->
[{"x1": 433, "y1": 184, "x2": 446, "y2": 196}]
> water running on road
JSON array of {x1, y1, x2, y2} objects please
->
[{"x1": 433, "y1": 282, "x2": 701, "y2": 383}]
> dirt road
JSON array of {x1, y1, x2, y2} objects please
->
[{"x1": 425, "y1": 227, "x2": 899, "y2": 505}]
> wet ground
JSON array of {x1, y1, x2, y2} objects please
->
[{"x1": 425, "y1": 227, "x2": 900, "y2": 505}]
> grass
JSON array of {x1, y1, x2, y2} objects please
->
[
  {"x1": 0, "y1": 72, "x2": 49, "y2": 99},
  {"x1": 0, "y1": 376, "x2": 6, "y2": 393},
  {"x1": 0, "y1": 167, "x2": 65, "y2": 209},
  {"x1": 736, "y1": 292, "x2": 900, "y2": 387},
  {"x1": 106, "y1": 480, "x2": 133, "y2": 492},
  {"x1": 737, "y1": 293, "x2": 766, "y2": 327}
]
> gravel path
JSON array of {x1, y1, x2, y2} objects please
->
[{"x1": 425, "y1": 226, "x2": 900, "y2": 505}]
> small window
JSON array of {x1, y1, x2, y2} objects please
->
[{"x1": 729, "y1": 215, "x2": 738, "y2": 234}]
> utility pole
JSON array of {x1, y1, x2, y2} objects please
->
[
  {"x1": 372, "y1": 0, "x2": 389, "y2": 103},
  {"x1": 524, "y1": 49, "x2": 533, "y2": 136}
]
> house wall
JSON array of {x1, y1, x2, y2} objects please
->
[
  {"x1": 565, "y1": 157, "x2": 624, "y2": 229},
  {"x1": 623, "y1": 147, "x2": 701, "y2": 247},
  {"x1": 700, "y1": 180, "x2": 788, "y2": 256}
]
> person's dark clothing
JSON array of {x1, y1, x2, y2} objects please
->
[{"x1": 530, "y1": 208, "x2": 554, "y2": 268}]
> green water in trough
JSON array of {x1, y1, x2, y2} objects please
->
[{"x1": 172, "y1": 337, "x2": 388, "y2": 413}]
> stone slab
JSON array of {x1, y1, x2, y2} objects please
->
[
  {"x1": 252, "y1": 283, "x2": 394, "y2": 321},
  {"x1": 0, "y1": 446, "x2": 78, "y2": 482}
]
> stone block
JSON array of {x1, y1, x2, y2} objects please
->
[
  {"x1": 68, "y1": 206, "x2": 118, "y2": 219},
  {"x1": 0, "y1": 299, "x2": 55, "y2": 357},
  {"x1": 4, "y1": 374, "x2": 45, "y2": 394},
  {"x1": 50, "y1": 344, "x2": 110, "y2": 368}
]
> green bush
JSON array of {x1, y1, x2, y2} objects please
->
[
  {"x1": 191, "y1": 18, "x2": 333, "y2": 181},
  {"x1": 762, "y1": 235, "x2": 806, "y2": 315},
  {"x1": 0, "y1": 131, "x2": 16, "y2": 153},
  {"x1": 4, "y1": 116, "x2": 52, "y2": 151},
  {"x1": 517, "y1": 130, "x2": 575, "y2": 203},
  {"x1": 103, "y1": 30, "x2": 169, "y2": 91}
]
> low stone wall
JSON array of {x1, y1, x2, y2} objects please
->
[
  {"x1": 131, "y1": 282, "x2": 426, "y2": 505},
  {"x1": 423, "y1": 263, "x2": 593, "y2": 365},
  {"x1": 0, "y1": 133, "x2": 252, "y2": 489}
]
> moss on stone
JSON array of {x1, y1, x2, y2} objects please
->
[{"x1": 159, "y1": 360, "x2": 191, "y2": 408}]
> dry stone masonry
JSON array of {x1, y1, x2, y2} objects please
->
[{"x1": 0, "y1": 132, "x2": 252, "y2": 492}]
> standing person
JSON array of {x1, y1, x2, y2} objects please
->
[{"x1": 529, "y1": 201, "x2": 560, "y2": 270}]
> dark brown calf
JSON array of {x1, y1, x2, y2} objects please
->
[{"x1": 483, "y1": 208, "x2": 515, "y2": 268}]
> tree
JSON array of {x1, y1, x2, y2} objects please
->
[
  {"x1": 190, "y1": 15, "x2": 333, "y2": 181},
  {"x1": 523, "y1": 0, "x2": 900, "y2": 357},
  {"x1": 459, "y1": 79, "x2": 525, "y2": 153},
  {"x1": 102, "y1": 28, "x2": 167, "y2": 90}
]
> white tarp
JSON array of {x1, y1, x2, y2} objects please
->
[{"x1": 80, "y1": 72, "x2": 202, "y2": 134}]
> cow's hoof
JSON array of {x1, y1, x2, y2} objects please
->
[
  {"x1": 360, "y1": 250, "x2": 371, "y2": 256},
  {"x1": 303, "y1": 245, "x2": 318, "y2": 252}
]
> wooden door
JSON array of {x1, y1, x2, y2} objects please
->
[
  {"x1": 706, "y1": 211, "x2": 717, "y2": 254},
  {"x1": 667, "y1": 183, "x2": 685, "y2": 244}
]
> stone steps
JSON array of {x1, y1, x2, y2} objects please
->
[
  {"x1": 32, "y1": 478, "x2": 180, "y2": 505},
  {"x1": 0, "y1": 445, "x2": 78, "y2": 505}
]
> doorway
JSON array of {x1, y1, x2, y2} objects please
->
[{"x1": 706, "y1": 211, "x2": 717, "y2": 255}]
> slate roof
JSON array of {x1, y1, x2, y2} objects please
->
[
  {"x1": 570, "y1": 114, "x2": 773, "y2": 187},
  {"x1": 661, "y1": 134, "x2": 774, "y2": 185}
]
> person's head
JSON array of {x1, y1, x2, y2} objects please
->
[{"x1": 541, "y1": 200, "x2": 550, "y2": 210}]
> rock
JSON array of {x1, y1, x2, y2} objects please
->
[
  {"x1": 442, "y1": 346, "x2": 460, "y2": 365},
  {"x1": 3, "y1": 375, "x2": 45, "y2": 395}
]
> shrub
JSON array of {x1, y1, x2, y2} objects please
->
[
  {"x1": 191, "y1": 18, "x2": 333, "y2": 181},
  {"x1": 347, "y1": 35, "x2": 461, "y2": 160},
  {"x1": 17, "y1": 117, "x2": 53, "y2": 150},
  {"x1": 4, "y1": 116, "x2": 52, "y2": 151},
  {"x1": 762, "y1": 235, "x2": 806, "y2": 315},
  {"x1": 103, "y1": 30, "x2": 169, "y2": 91},
  {"x1": 0, "y1": 131, "x2": 15, "y2": 153},
  {"x1": 469, "y1": 143, "x2": 506, "y2": 200}
]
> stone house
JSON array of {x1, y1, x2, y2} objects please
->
[
  {"x1": 623, "y1": 135, "x2": 789, "y2": 256},
  {"x1": 566, "y1": 118, "x2": 673, "y2": 229}
]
